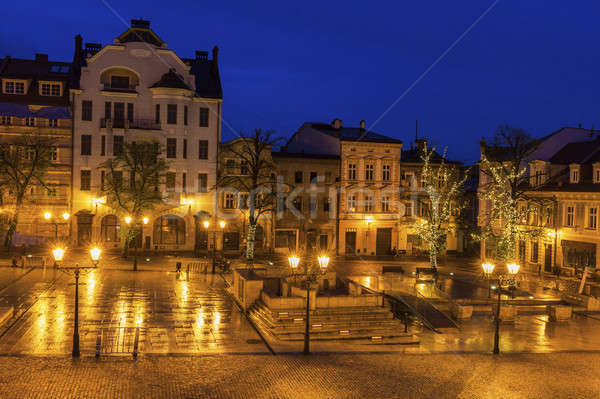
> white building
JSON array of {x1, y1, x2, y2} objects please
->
[{"x1": 70, "y1": 19, "x2": 222, "y2": 251}]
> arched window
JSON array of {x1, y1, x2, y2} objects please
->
[
  {"x1": 153, "y1": 215, "x2": 185, "y2": 245},
  {"x1": 101, "y1": 215, "x2": 120, "y2": 242}
]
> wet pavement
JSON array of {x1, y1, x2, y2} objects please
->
[{"x1": 0, "y1": 267, "x2": 266, "y2": 356}]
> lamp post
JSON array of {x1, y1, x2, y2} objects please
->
[
  {"x1": 204, "y1": 220, "x2": 226, "y2": 274},
  {"x1": 125, "y1": 216, "x2": 148, "y2": 271},
  {"x1": 492, "y1": 262, "x2": 520, "y2": 355},
  {"x1": 482, "y1": 262, "x2": 495, "y2": 298},
  {"x1": 287, "y1": 254, "x2": 330, "y2": 355},
  {"x1": 51, "y1": 247, "x2": 97, "y2": 357}
]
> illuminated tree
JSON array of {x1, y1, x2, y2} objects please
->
[
  {"x1": 414, "y1": 147, "x2": 468, "y2": 271},
  {"x1": 0, "y1": 134, "x2": 55, "y2": 249},
  {"x1": 217, "y1": 129, "x2": 281, "y2": 264}
]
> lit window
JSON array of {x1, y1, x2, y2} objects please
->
[
  {"x1": 381, "y1": 196, "x2": 390, "y2": 212},
  {"x1": 589, "y1": 207, "x2": 597, "y2": 229},
  {"x1": 404, "y1": 201, "x2": 413, "y2": 217},
  {"x1": 364, "y1": 195, "x2": 374, "y2": 212},
  {"x1": 48, "y1": 119, "x2": 58, "y2": 127},
  {"x1": 365, "y1": 164, "x2": 374, "y2": 181},
  {"x1": 4, "y1": 81, "x2": 25, "y2": 94},
  {"x1": 224, "y1": 193, "x2": 236, "y2": 209},
  {"x1": 347, "y1": 195, "x2": 357, "y2": 212},
  {"x1": 566, "y1": 206, "x2": 575, "y2": 227},
  {"x1": 0, "y1": 116, "x2": 10, "y2": 125},
  {"x1": 382, "y1": 164, "x2": 391, "y2": 181},
  {"x1": 40, "y1": 83, "x2": 61, "y2": 96},
  {"x1": 348, "y1": 163, "x2": 357, "y2": 180},
  {"x1": 25, "y1": 117, "x2": 35, "y2": 127},
  {"x1": 571, "y1": 169, "x2": 579, "y2": 183}
]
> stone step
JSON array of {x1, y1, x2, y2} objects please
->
[{"x1": 269, "y1": 319, "x2": 405, "y2": 333}]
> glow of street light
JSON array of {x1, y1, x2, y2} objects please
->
[
  {"x1": 288, "y1": 255, "x2": 300, "y2": 270},
  {"x1": 124, "y1": 216, "x2": 132, "y2": 225},
  {"x1": 203, "y1": 220, "x2": 210, "y2": 229},
  {"x1": 52, "y1": 248, "x2": 65, "y2": 262},
  {"x1": 90, "y1": 247, "x2": 101, "y2": 262},
  {"x1": 142, "y1": 217, "x2": 149, "y2": 225},
  {"x1": 44, "y1": 212, "x2": 51, "y2": 220},
  {"x1": 62, "y1": 212, "x2": 70, "y2": 220},
  {"x1": 317, "y1": 255, "x2": 330, "y2": 270},
  {"x1": 219, "y1": 220, "x2": 226, "y2": 229},
  {"x1": 482, "y1": 263, "x2": 495, "y2": 275},
  {"x1": 507, "y1": 263, "x2": 520, "y2": 275}
]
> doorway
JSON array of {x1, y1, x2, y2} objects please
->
[
  {"x1": 544, "y1": 244, "x2": 553, "y2": 272},
  {"x1": 376, "y1": 228, "x2": 392, "y2": 256},
  {"x1": 345, "y1": 231, "x2": 356, "y2": 254},
  {"x1": 77, "y1": 214, "x2": 93, "y2": 247}
]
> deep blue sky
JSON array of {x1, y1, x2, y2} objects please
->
[{"x1": 1, "y1": 1, "x2": 598, "y2": 163}]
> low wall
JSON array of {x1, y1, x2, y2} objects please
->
[
  {"x1": 316, "y1": 295, "x2": 382, "y2": 308},
  {"x1": 261, "y1": 291, "x2": 305, "y2": 310},
  {"x1": 232, "y1": 269, "x2": 264, "y2": 311}
]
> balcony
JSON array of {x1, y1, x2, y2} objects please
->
[
  {"x1": 100, "y1": 118, "x2": 161, "y2": 130},
  {"x1": 101, "y1": 83, "x2": 138, "y2": 93}
]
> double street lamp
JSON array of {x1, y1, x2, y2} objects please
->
[
  {"x1": 481, "y1": 261, "x2": 520, "y2": 355},
  {"x1": 287, "y1": 254, "x2": 330, "y2": 355},
  {"x1": 124, "y1": 216, "x2": 149, "y2": 271},
  {"x1": 52, "y1": 246, "x2": 102, "y2": 357}
]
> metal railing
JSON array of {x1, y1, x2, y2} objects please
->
[{"x1": 102, "y1": 83, "x2": 138, "y2": 92}]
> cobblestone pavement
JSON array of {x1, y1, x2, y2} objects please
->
[
  {"x1": 0, "y1": 268, "x2": 266, "y2": 356},
  {"x1": 0, "y1": 353, "x2": 598, "y2": 398}
]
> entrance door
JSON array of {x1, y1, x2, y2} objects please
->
[
  {"x1": 544, "y1": 244, "x2": 553, "y2": 272},
  {"x1": 197, "y1": 230, "x2": 208, "y2": 250},
  {"x1": 376, "y1": 228, "x2": 392, "y2": 256},
  {"x1": 345, "y1": 231, "x2": 356, "y2": 254},
  {"x1": 77, "y1": 214, "x2": 93, "y2": 247}
]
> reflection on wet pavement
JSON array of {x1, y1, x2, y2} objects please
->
[{"x1": 0, "y1": 269, "x2": 265, "y2": 356}]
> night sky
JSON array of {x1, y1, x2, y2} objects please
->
[{"x1": 1, "y1": 1, "x2": 599, "y2": 163}]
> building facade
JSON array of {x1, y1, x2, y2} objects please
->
[
  {"x1": 0, "y1": 54, "x2": 73, "y2": 245},
  {"x1": 286, "y1": 119, "x2": 403, "y2": 256},
  {"x1": 271, "y1": 151, "x2": 339, "y2": 254},
  {"x1": 70, "y1": 19, "x2": 222, "y2": 251}
]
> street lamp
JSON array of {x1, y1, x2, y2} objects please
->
[
  {"x1": 482, "y1": 262, "x2": 495, "y2": 298},
  {"x1": 90, "y1": 247, "x2": 101, "y2": 267},
  {"x1": 51, "y1": 247, "x2": 94, "y2": 358},
  {"x1": 492, "y1": 262, "x2": 520, "y2": 355},
  {"x1": 287, "y1": 253, "x2": 330, "y2": 355},
  {"x1": 44, "y1": 212, "x2": 69, "y2": 239}
]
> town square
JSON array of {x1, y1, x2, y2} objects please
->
[{"x1": 1, "y1": 1, "x2": 600, "y2": 398}]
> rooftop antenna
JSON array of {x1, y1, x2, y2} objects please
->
[{"x1": 415, "y1": 119, "x2": 418, "y2": 142}]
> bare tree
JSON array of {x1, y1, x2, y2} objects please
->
[
  {"x1": 99, "y1": 141, "x2": 170, "y2": 256},
  {"x1": 217, "y1": 129, "x2": 282, "y2": 264},
  {"x1": 414, "y1": 147, "x2": 468, "y2": 271},
  {"x1": 0, "y1": 134, "x2": 55, "y2": 249}
]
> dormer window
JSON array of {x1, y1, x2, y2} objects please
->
[
  {"x1": 40, "y1": 82, "x2": 62, "y2": 96},
  {"x1": 594, "y1": 163, "x2": 600, "y2": 184},
  {"x1": 570, "y1": 164, "x2": 580, "y2": 184},
  {"x1": 3, "y1": 80, "x2": 25, "y2": 94},
  {"x1": 111, "y1": 76, "x2": 130, "y2": 89}
]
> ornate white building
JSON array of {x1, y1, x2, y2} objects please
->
[{"x1": 70, "y1": 19, "x2": 222, "y2": 251}]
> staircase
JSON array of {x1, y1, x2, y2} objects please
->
[{"x1": 249, "y1": 301, "x2": 415, "y2": 343}]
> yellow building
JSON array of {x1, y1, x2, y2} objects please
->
[{"x1": 0, "y1": 54, "x2": 73, "y2": 245}]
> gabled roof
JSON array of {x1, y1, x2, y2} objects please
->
[
  {"x1": 0, "y1": 55, "x2": 71, "y2": 106},
  {"x1": 307, "y1": 122, "x2": 402, "y2": 144},
  {"x1": 549, "y1": 139, "x2": 600, "y2": 164},
  {"x1": 272, "y1": 151, "x2": 340, "y2": 160},
  {"x1": 150, "y1": 68, "x2": 191, "y2": 90}
]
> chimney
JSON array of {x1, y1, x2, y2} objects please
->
[
  {"x1": 359, "y1": 120, "x2": 365, "y2": 130},
  {"x1": 332, "y1": 118, "x2": 342, "y2": 129},
  {"x1": 35, "y1": 53, "x2": 48, "y2": 63},
  {"x1": 131, "y1": 18, "x2": 150, "y2": 28},
  {"x1": 195, "y1": 51, "x2": 208, "y2": 60},
  {"x1": 211, "y1": 46, "x2": 219, "y2": 77}
]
